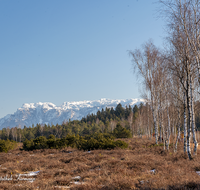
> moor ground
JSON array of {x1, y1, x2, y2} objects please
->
[{"x1": 0, "y1": 137, "x2": 200, "y2": 190}]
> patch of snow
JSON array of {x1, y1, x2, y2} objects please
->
[
  {"x1": 150, "y1": 169, "x2": 156, "y2": 174},
  {"x1": 70, "y1": 181, "x2": 85, "y2": 185},
  {"x1": 20, "y1": 171, "x2": 40, "y2": 177},
  {"x1": 72, "y1": 176, "x2": 81, "y2": 180}
]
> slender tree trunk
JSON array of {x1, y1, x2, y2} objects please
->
[
  {"x1": 152, "y1": 109, "x2": 158, "y2": 144},
  {"x1": 166, "y1": 97, "x2": 171, "y2": 151},
  {"x1": 184, "y1": 91, "x2": 187, "y2": 153},
  {"x1": 159, "y1": 112, "x2": 162, "y2": 143},
  {"x1": 150, "y1": 127, "x2": 153, "y2": 140},
  {"x1": 151, "y1": 93, "x2": 158, "y2": 144},
  {"x1": 190, "y1": 76, "x2": 198, "y2": 155},
  {"x1": 175, "y1": 107, "x2": 181, "y2": 152},
  {"x1": 163, "y1": 128, "x2": 166, "y2": 151},
  {"x1": 147, "y1": 104, "x2": 151, "y2": 139},
  {"x1": 186, "y1": 75, "x2": 192, "y2": 160}
]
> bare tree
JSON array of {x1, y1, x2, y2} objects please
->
[
  {"x1": 110, "y1": 120, "x2": 117, "y2": 133},
  {"x1": 159, "y1": 0, "x2": 199, "y2": 159},
  {"x1": 130, "y1": 41, "x2": 165, "y2": 144}
]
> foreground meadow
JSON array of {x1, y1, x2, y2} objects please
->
[{"x1": 0, "y1": 137, "x2": 200, "y2": 190}]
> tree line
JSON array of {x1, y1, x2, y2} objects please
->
[{"x1": 0, "y1": 103, "x2": 142, "y2": 142}]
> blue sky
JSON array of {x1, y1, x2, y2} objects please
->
[{"x1": 0, "y1": 0, "x2": 165, "y2": 118}]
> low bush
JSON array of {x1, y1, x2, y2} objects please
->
[
  {"x1": 0, "y1": 139, "x2": 17, "y2": 153},
  {"x1": 114, "y1": 140, "x2": 128, "y2": 149},
  {"x1": 55, "y1": 137, "x2": 68, "y2": 149},
  {"x1": 33, "y1": 136, "x2": 48, "y2": 149},
  {"x1": 77, "y1": 133, "x2": 128, "y2": 151},
  {"x1": 47, "y1": 134, "x2": 56, "y2": 149},
  {"x1": 22, "y1": 133, "x2": 128, "y2": 151},
  {"x1": 65, "y1": 134, "x2": 78, "y2": 148},
  {"x1": 23, "y1": 139, "x2": 34, "y2": 151}
]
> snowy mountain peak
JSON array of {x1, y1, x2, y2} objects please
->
[
  {"x1": 0, "y1": 98, "x2": 145, "y2": 129},
  {"x1": 20, "y1": 102, "x2": 57, "y2": 110}
]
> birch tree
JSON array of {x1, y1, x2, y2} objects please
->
[
  {"x1": 130, "y1": 41, "x2": 163, "y2": 144},
  {"x1": 159, "y1": 0, "x2": 199, "y2": 159}
]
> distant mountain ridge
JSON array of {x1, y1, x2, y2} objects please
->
[{"x1": 0, "y1": 98, "x2": 145, "y2": 129}]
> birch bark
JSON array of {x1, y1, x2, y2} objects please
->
[
  {"x1": 186, "y1": 73, "x2": 192, "y2": 159},
  {"x1": 184, "y1": 91, "x2": 187, "y2": 153},
  {"x1": 175, "y1": 107, "x2": 181, "y2": 152},
  {"x1": 190, "y1": 75, "x2": 198, "y2": 155},
  {"x1": 166, "y1": 93, "x2": 171, "y2": 150}
]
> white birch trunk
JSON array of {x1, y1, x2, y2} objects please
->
[
  {"x1": 190, "y1": 76, "x2": 198, "y2": 155},
  {"x1": 175, "y1": 107, "x2": 180, "y2": 152},
  {"x1": 152, "y1": 108, "x2": 158, "y2": 144},
  {"x1": 159, "y1": 109, "x2": 163, "y2": 143},
  {"x1": 183, "y1": 91, "x2": 187, "y2": 153},
  {"x1": 147, "y1": 103, "x2": 150, "y2": 139},
  {"x1": 151, "y1": 93, "x2": 158, "y2": 144},
  {"x1": 187, "y1": 77, "x2": 192, "y2": 160},
  {"x1": 166, "y1": 96, "x2": 171, "y2": 151}
]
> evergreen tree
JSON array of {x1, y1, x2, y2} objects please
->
[
  {"x1": 113, "y1": 123, "x2": 132, "y2": 138},
  {"x1": 115, "y1": 103, "x2": 125, "y2": 119},
  {"x1": 133, "y1": 105, "x2": 139, "y2": 114}
]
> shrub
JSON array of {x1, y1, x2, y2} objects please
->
[
  {"x1": 55, "y1": 137, "x2": 68, "y2": 149},
  {"x1": 100, "y1": 138, "x2": 116, "y2": 149},
  {"x1": 114, "y1": 140, "x2": 128, "y2": 149},
  {"x1": 87, "y1": 138, "x2": 99, "y2": 150},
  {"x1": 47, "y1": 135, "x2": 56, "y2": 149},
  {"x1": 77, "y1": 133, "x2": 128, "y2": 151},
  {"x1": 33, "y1": 136, "x2": 48, "y2": 149},
  {"x1": 23, "y1": 139, "x2": 34, "y2": 151},
  {"x1": 0, "y1": 139, "x2": 17, "y2": 153},
  {"x1": 66, "y1": 134, "x2": 77, "y2": 148},
  {"x1": 76, "y1": 136, "x2": 88, "y2": 150},
  {"x1": 22, "y1": 133, "x2": 128, "y2": 151}
]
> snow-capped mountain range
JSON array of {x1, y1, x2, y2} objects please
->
[{"x1": 0, "y1": 98, "x2": 145, "y2": 129}]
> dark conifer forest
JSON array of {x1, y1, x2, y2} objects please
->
[
  {"x1": 1, "y1": 102, "x2": 200, "y2": 144},
  {"x1": 0, "y1": 103, "x2": 141, "y2": 142}
]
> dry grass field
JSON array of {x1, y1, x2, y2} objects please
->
[{"x1": 0, "y1": 137, "x2": 200, "y2": 190}]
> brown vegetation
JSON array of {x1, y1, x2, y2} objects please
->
[{"x1": 0, "y1": 137, "x2": 200, "y2": 189}]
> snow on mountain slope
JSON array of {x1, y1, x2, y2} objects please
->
[{"x1": 0, "y1": 98, "x2": 145, "y2": 129}]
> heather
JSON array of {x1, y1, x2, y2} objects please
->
[{"x1": 0, "y1": 137, "x2": 200, "y2": 189}]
